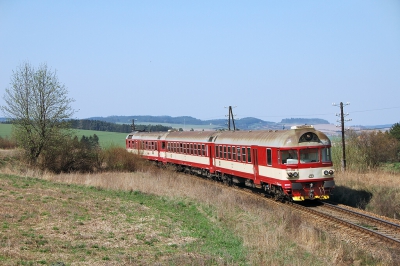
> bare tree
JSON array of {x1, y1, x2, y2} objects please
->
[{"x1": 1, "y1": 62, "x2": 75, "y2": 164}]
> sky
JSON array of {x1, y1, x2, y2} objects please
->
[{"x1": 1, "y1": 1, "x2": 400, "y2": 126}]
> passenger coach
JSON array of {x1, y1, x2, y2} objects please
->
[{"x1": 126, "y1": 125, "x2": 335, "y2": 201}]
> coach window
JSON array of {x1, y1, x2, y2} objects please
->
[
  {"x1": 223, "y1": 146, "x2": 227, "y2": 159},
  {"x1": 202, "y1": 144, "x2": 206, "y2": 156},
  {"x1": 232, "y1": 146, "x2": 236, "y2": 160},
  {"x1": 228, "y1": 146, "x2": 231, "y2": 160},
  {"x1": 237, "y1": 147, "x2": 241, "y2": 161},
  {"x1": 215, "y1": 146, "x2": 219, "y2": 158},
  {"x1": 162, "y1": 142, "x2": 165, "y2": 149},
  {"x1": 267, "y1": 149, "x2": 272, "y2": 166},
  {"x1": 247, "y1": 147, "x2": 251, "y2": 163},
  {"x1": 242, "y1": 147, "x2": 246, "y2": 162}
]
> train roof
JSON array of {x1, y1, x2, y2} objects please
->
[
  {"x1": 213, "y1": 127, "x2": 331, "y2": 147},
  {"x1": 127, "y1": 125, "x2": 331, "y2": 147},
  {"x1": 126, "y1": 131, "x2": 169, "y2": 140}
]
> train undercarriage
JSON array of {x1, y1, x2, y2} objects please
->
[{"x1": 162, "y1": 162, "x2": 333, "y2": 202}]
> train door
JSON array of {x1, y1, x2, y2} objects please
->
[
  {"x1": 159, "y1": 141, "x2": 166, "y2": 163},
  {"x1": 208, "y1": 144, "x2": 214, "y2": 173},
  {"x1": 252, "y1": 146, "x2": 260, "y2": 184}
]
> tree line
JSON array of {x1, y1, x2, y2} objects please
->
[{"x1": 68, "y1": 119, "x2": 173, "y2": 133}]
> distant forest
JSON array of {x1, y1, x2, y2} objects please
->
[{"x1": 69, "y1": 119, "x2": 172, "y2": 133}]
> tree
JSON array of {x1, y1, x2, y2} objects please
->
[
  {"x1": 389, "y1": 123, "x2": 400, "y2": 142},
  {"x1": 1, "y1": 62, "x2": 75, "y2": 165}
]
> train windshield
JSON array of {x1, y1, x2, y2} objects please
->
[
  {"x1": 299, "y1": 148, "x2": 319, "y2": 163},
  {"x1": 281, "y1": 149, "x2": 298, "y2": 164}
]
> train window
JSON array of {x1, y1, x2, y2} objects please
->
[
  {"x1": 219, "y1": 146, "x2": 222, "y2": 158},
  {"x1": 300, "y1": 148, "x2": 319, "y2": 163},
  {"x1": 228, "y1": 146, "x2": 231, "y2": 160},
  {"x1": 202, "y1": 144, "x2": 205, "y2": 156},
  {"x1": 247, "y1": 148, "x2": 251, "y2": 163},
  {"x1": 223, "y1": 146, "x2": 227, "y2": 159},
  {"x1": 215, "y1": 146, "x2": 219, "y2": 158},
  {"x1": 281, "y1": 149, "x2": 298, "y2": 164},
  {"x1": 162, "y1": 142, "x2": 165, "y2": 149},
  {"x1": 267, "y1": 148, "x2": 272, "y2": 166},
  {"x1": 322, "y1": 147, "x2": 332, "y2": 162},
  {"x1": 237, "y1": 147, "x2": 241, "y2": 161},
  {"x1": 198, "y1": 144, "x2": 201, "y2": 156},
  {"x1": 242, "y1": 147, "x2": 246, "y2": 162},
  {"x1": 232, "y1": 146, "x2": 236, "y2": 160}
]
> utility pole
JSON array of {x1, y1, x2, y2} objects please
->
[
  {"x1": 333, "y1": 102, "x2": 352, "y2": 171},
  {"x1": 225, "y1": 106, "x2": 237, "y2": 131},
  {"x1": 131, "y1": 119, "x2": 135, "y2": 132}
]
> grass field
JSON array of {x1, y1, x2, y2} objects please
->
[
  {"x1": 0, "y1": 124, "x2": 127, "y2": 148},
  {"x1": 0, "y1": 173, "x2": 247, "y2": 265}
]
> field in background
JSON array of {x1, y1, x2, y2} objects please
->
[{"x1": 0, "y1": 124, "x2": 127, "y2": 149}]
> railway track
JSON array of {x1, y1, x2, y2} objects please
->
[
  {"x1": 290, "y1": 201, "x2": 400, "y2": 249},
  {"x1": 185, "y1": 172, "x2": 400, "y2": 251}
]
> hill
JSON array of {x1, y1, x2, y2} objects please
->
[{"x1": 86, "y1": 115, "x2": 329, "y2": 131}]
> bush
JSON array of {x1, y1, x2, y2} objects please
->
[
  {"x1": 100, "y1": 146, "x2": 149, "y2": 172},
  {"x1": 0, "y1": 136, "x2": 17, "y2": 149},
  {"x1": 39, "y1": 134, "x2": 101, "y2": 173}
]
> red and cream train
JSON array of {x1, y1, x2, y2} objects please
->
[{"x1": 126, "y1": 125, "x2": 335, "y2": 201}]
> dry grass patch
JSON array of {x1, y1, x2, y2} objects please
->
[{"x1": 332, "y1": 170, "x2": 400, "y2": 220}]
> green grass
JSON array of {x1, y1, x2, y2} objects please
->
[
  {"x1": 0, "y1": 124, "x2": 13, "y2": 138},
  {"x1": 0, "y1": 173, "x2": 248, "y2": 265}
]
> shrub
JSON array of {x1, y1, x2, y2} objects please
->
[
  {"x1": 0, "y1": 136, "x2": 17, "y2": 149},
  {"x1": 100, "y1": 146, "x2": 149, "y2": 172},
  {"x1": 39, "y1": 134, "x2": 101, "y2": 173}
]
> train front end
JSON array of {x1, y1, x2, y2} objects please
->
[{"x1": 280, "y1": 126, "x2": 335, "y2": 201}]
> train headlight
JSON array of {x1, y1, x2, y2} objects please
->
[
  {"x1": 287, "y1": 171, "x2": 299, "y2": 179},
  {"x1": 323, "y1": 169, "x2": 334, "y2": 176}
]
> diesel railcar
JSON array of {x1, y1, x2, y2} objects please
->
[{"x1": 126, "y1": 125, "x2": 335, "y2": 201}]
